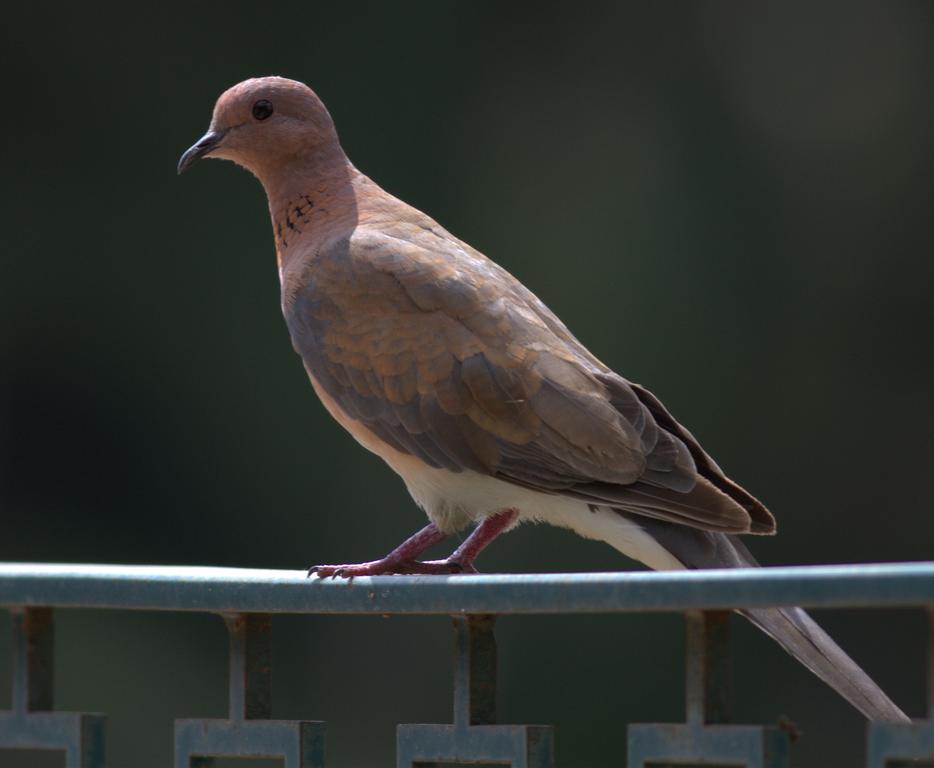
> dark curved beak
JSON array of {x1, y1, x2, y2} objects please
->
[{"x1": 177, "y1": 129, "x2": 227, "y2": 175}]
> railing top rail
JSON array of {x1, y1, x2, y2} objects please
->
[{"x1": 0, "y1": 561, "x2": 932, "y2": 615}]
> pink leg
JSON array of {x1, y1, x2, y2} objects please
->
[
  {"x1": 308, "y1": 509, "x2": 519, "y2": 579},
  {"x1": 427, "y1": 508, "x2": 519, "y2": 573},
  {"x1": 307, "y1": 522, "x2": 447, "y2": 578}
]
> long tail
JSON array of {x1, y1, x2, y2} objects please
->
[
  {"x1": 741, "y1": 603, "x2": 907, "y2": 721},
  {"x1": 624, "y1": 514, "x2": 910, "y2": 722}
]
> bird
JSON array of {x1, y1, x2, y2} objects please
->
[{"x1": 178, "y1": 76, "x2": 908, "y2": 722}]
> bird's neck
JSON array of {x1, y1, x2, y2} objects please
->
[{"x1": 260, "y1": 148, "x2": 363, "y2": 273}]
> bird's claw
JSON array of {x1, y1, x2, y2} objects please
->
[
  {"x1": 306, "y1": 558, "x2": 476, "y2": 579},
  {"x1": 306, "y1": 559, "x2": 401, "y2": 579}
]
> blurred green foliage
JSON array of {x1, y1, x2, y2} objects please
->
[{"x1": 1, "y1": 2, "x2": 932, "y2": 766}]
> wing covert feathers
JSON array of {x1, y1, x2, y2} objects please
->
[{"x1": 284, "y1": 223, "x2": 773, "y2": 536}]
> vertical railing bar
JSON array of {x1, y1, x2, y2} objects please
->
[
  {"x1": 451, "y1": 614, "x2": 497, "y2": 730},
  {"x1": 26, "y1": 608, "x2": 54, "y2": 713},
  {"x1": 684, "y1": 611, "x2": 703, "y2": 725},
  {"x1": 224, "y1": 613, "x2": 272, "y2": 721},
  {"x1": 226, "y1": 614, "x2": 245, "y2": 721},
  {"x1": 684, "y1": 610, "x2": 731, "y2": 726},
  {"x1": 9, "y1": 606, "x2": 54, "y2": 715},
  {"x1": 927, "y1": 604, "x2": 933, "y2": 720},
  {"x1": 452, "y1": 616, "x2": 470, "y2": 730},
  {"x1": 10, "y1": 608, "x2": 26, "y2": 715}
]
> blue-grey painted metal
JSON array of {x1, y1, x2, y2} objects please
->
[
  {"x1": 0, "y1": 607, "x2": 106, "y2": 767},
  {"x1": 865, "y1": 606, "x2": 934, "y2": 767},
  {"x1": 629, "y1": 611, "x2": 791, "y2": 767},
  {"x1": 867, "y1": 721, "x2": 934, "y2": 768},
  {"x1": 0, "y1": 711, "x2": 107, "y2": 767},
  {"x1": 175, "y1": 719, "x2": 326, "y2": 767},
  {"x1": 628, "y1": 723, "x2": 790, "y2": 767},
  {"x1": 397, "y1": 724, "x2": 554, "y2": 768},
  {"x1": 1, "y1": 562, "x2": 932, "y2": 766},
  {"x1": 683, "y1": 611, "x2": 732, "y2": 726},
  {"x1": 174, "y1": 612, "x2": 326, "y2": 767},
  {"x1": 452, "y1": 615, "x2": 497, "y2": 728},
  {"x1": 397, "y1": 615, "x2": 555, "y2": 767},
  {"x1": 1, "y1": 561, "x2": 933, "y2": 614}
]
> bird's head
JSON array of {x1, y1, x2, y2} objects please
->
[{"x1": 178, "y1": 76, "x2": 340, "y2": 180}]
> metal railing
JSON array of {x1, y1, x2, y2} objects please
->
[{"x1": 0, "y1": 562, "x2": 932, "y2": 767}]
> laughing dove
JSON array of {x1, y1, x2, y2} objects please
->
[{"x1": 179, "y1": 76, "x2": 907, "y2": 722}]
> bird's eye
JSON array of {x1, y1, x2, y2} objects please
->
[{"x1": 252, "y1": 100, "x2": 274, "y2": 121}]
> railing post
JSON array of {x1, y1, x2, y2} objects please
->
[
  {"x1": 226, "y1": 613, "x2": 272, "y2": 720},
  {"x1": 867, "y1": 604, "x2": 934, "y2": 766},
  {"x1": 928, "y1": 605, "x2": 933, "y2": 722},
  {"x1": 628, "y1": 610, "x2": 790, "y2": 767},
  {"x1": 685, "y1": 609, "x2": 731, "y2": 726},
  {"x1": 452, "y1": 614, "x2": 497, "y2": 730},
  {"x1": 397, "y1": 614, "x2": 553, "y2": 767},
  {"x1": 0, "y1": 607, "x2": 106, "y2": 766},
  {"x1": 11, "y1": 606, "x2": 54, "y2": 714},
  {"x1": 174, "y1": 612, "x2": 325, "y2": 767}
]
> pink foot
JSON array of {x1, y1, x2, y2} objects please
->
[
  {"x1": 308, "y1": 557, "x2": 476, "y2": 580},
  {"x1": 307, "y1": 509, "x2": 517, "y2": 580}
]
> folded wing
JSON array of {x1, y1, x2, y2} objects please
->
[{"x1": 283, "y1": 227, "x2": 774, "y2": 535}]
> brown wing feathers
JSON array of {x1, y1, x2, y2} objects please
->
[
  {"x1": 622, "y1": 379, "x2": 776, "y2": 534},
  {"x1": 285, "y1": 228, "x2": 772, "y2": 536}
]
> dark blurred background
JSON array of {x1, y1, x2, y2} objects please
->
[{"x1": 2, "y1": 2, "x2": 933, "y2": 766}]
